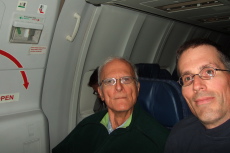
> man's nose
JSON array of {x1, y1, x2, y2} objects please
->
[
  {"x1": 115, "y1": 79, "x2": 123, "y2": 91},
  {"x1": 192, "y1": 75, "x2": 206, "y2": 91}
]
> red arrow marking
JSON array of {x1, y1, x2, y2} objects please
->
[
  {"x1": 0, "y1": 50, "x2": 23, "y2": 68},
  {"x1": 0, "y1": 50, "x2": 29, "y2": 89},
  {"x1": 20, "y1": 71, "x2": 29, "y2": 89}
]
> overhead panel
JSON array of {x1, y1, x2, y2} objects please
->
[
  {"x1": 86, "y1": 0, "x2": 113, "y2": 5},
  {"x1": 155, "y1": 0, "x2": 223, "y2": 13},
  {"x1": 89, "y1": 0, "x2": 230, "y2": 34}
]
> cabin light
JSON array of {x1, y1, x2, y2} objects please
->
[
  {"x1": 198, "y1": 15, "x2": 230, "y2": 23},
  {"x1": 155, "y1": 0, "x2": 223, "y2": 13}
]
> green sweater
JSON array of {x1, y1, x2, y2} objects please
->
[{"x1": 52, "y1": 103, "x2": 169, "y2": 153}]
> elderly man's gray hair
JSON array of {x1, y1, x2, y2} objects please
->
[{"x1": 98, "y1": 56, "x2": 138, "y2": 86}]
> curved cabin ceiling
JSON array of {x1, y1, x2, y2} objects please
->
[{"x1": 86, "y1": 0, "x2": 230, "y2": 35}]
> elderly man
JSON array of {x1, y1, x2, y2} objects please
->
[
  {"x1": 164, "y1": 38, "x2": 230, "y2": 153},
  {"x1": 52, "y1": 57, "x2": 169, "y2": 153}
]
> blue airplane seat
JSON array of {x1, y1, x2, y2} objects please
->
[
  {"x1": 137, "y1": 77, "x2": 192, "y2": 129},
  {"x1": 160, "y1": 79, "x2": 192, "y2": 118}
]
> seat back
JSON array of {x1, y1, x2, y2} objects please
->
[
  {"x1": 137, "y1": 77, "x2": 192, "y2": 129},
  {"x1": 135, "y1": 63, "x2": 172, "y2": 79},
  {"x1": 135, "y1": 63, "x2": 160, "y2": 78}
]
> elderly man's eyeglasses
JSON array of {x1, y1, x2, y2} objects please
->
[
  {"x1": 99, "y1": 76, "x2": 137, "y2": 86},
  {"x1": 178, "y1": 67, "x2": 230, "y2": 87}
]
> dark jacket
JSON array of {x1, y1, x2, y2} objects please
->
[
  {"x1": 52, "y1": 103, "x2": 169, "y2": 153},
  {"x1": 164, "y1": 116, "x2": 230, "y2": 153}
]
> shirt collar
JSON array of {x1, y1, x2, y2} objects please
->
[{"x1": 100, "y1": 112, "x2": 132, "y2": 134}]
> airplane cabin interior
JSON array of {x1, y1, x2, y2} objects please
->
[{"x1": 0, "y1": 0, "x2": 230, "y2": 152}]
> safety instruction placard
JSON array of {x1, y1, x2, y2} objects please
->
[
  {"x1": 14, "y1": 14, "x2": 44, "y2": 24},
  {"x1": 17, "y1": 1, "x2": 27, "y2": 11},
  {"x1": 38, "y1": 4, "x2": 47, "y2": 14},
  {"x1": 29, "y1": 46, "x2": 47, "y2": 54}
]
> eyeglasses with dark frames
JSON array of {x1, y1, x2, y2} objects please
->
[
  {"x1": 178, "y1": 67, "x2": 230, "y2": 87},
  {"x1": 99, "y1": 76, "x2": 137, "y2": 86}
]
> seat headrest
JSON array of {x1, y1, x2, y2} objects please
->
[
  {"x1": 135, "y1": 63, "x2": 160, "y2": 78},
  {"x1": 135, "y1": 63, "x2": 172, "y2": 79}
]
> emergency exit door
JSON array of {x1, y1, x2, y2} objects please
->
[{"x1": 0, "y1": 0, "x2": 60, "y2": 152}]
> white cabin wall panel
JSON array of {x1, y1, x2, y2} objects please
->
[
  {"x1": 189, "y1": 27, "x2": 212, "y2": 39},
  {"x1": 208, "y1": 32, "x2": 228, "y2": 46},
  {"x1": 78, "y1": 71, "x2": 95, "y2": 120},
  {"x1": 208, "y1": 31, "x2": 222, "y2": 42},
  {"x1": 168, "y1": 26, "x2": 213, "y2": 71},
  {"x1": 41, "y1": 1, "x2": 98, "y2": 149},
  {"x1": 85, "y1": 5, "x2": 142, "y2": 66},
  {"x1": 158, "y1": 22, "x2": 193, "y2": 72},
  {"x1": 130, "y1": 15, "x2": 172, "y2": 64},
  {"x1": 122, "y1": 14, "x2": 147, "y2": 59},
  {"x1": 0, "y1": 111, "x2": 49, "y2": 153},
  {"x1": 0, "y1": 1, "x2": 5, "y2": 29}
]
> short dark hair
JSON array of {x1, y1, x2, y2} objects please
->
[
  {"x1": 88, "y1": 67, "x2": 99, "y2": 87},
  {"x1": 177, "y1": 38, "x2": 222, "y2": 60},
  {"x1": 176, "y1": 38, "x2": 230, "y2": 76}
]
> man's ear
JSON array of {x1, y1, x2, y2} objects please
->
[{"x1": 97, "y1": 86, "x2": 105, "y2": 101}]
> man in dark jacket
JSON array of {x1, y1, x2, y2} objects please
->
[{"x1": 52, "y1": 57, "x2": 169, "y2": 153}]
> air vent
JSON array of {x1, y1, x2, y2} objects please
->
[
  {"x1": 198, "y1": 15, "x2": 230, "y2": 23},
  {"x1": 156, "y1": 0, "x2": 223, "y2": 13}
]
